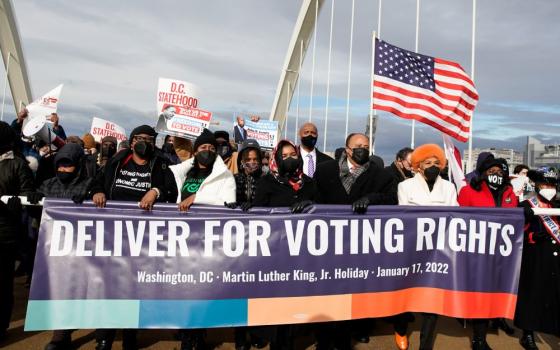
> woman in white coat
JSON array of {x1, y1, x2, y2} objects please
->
[
  {"x1": 169, "y1": 128, "x2": 236, "y2": 212},
  {"x1": 397, "y1": 143, "x2": 458, "y2": 350},
  {"x1": 170, "y1": 129, "x2": 236, "y2": 349}
]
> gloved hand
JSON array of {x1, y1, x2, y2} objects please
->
[
  {"x1": 240, "y1": 202, "x2": 253, "y2": 212},
  {"x1": 27, "y1": 192, "x2": 44, "y2": 204},
  {"x1": 72, "y1": 193, "x2": 86, "y2": 204},
  {"x1": 290, "y1": 200, "x2": 313, "y2": 214},
  {"x1": 7, "y1": 196, "x2": 22, "y2": 214},
  {"x1": 352, "y1": 197, "x2": 370, "y2": 214},
  {"x1": 523, "y1": 205, "x2": 535, "y2": 221},
  {"x1": 224, "y1": 202, "x2": 238, "y2": 209}
]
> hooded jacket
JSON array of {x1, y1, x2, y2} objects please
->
[
  {"x1": 169, "y1": 155, "x2": 236, "y2": 204},
  {"x1": 90, "y1": 148, "x2": 177, "y2": 203},
  {"x1": 38, "y1": 143, "x2": 93, "y2": 199}
]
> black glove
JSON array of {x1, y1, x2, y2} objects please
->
[
  {"x1": 6, "y1": 196, "x2": 22, "y2": 214},
  {"x1": 27, "y1": 192, "x2": 44, "y2": 204},
  {"x1": 290, "y1": 200, "x2": 313, "y2": 214},
  {"x1": 240, "y1": 201, "x2": 253, "y2": 212},
  {"x1": 224, "y1": 201, "x2": 238, "y2": 209},
  {"x1": 523, "y1": 205, "x2": 535, "y2": 221},
  {"x1": 352, "y1": 197, "x2": 370, "y2": 214},
  {"x1": 72, "y1": 193, "x2": 86, "y2": 204}
]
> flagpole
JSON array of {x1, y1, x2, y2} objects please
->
[
  {"x1": 285, "y1": 82, "x2": 291, "y2": 139},
  {"x1": 371, "y1": 0, "x2": 382, "y2": 154},
  {"x1": 1, "y1": 53, "x2": 11, "y2": 122},
  {"x1": 344, "y1": 0, "x2": 356, "y2": 136},
  {"x1": 323, "y1": 0, "x2": 335, "y2": 152},
  {"x1": 309, "y1": 0, "x2": 318, "y2": 122},
  {"x1": 295, "y1": 39, "x2": 303, "y2": 141},
  {"x1": 369, "y1": 31, "x2": 376, "y2": 153},
  {"x1": 467, "y1": 0, "x2": 477, "y2": 173},
  {"x1": 410, "y1": 0, "x2": 420, "y2": 148}
]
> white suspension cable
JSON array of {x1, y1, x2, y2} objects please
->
[{"x1": 323, "y1": 0, "x2": 335, "y2": 152}]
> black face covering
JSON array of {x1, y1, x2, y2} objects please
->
[
  {"x1": 196, "y1": 150, "x2": 217, "y2": 167},
  {"x1": 162, "y1": 143, "x2": 175, "y2": 154},
  {"x1": 279, "y1": 157, "x2": 301, "y2": 176},
  {"x1": 403, "y1": 168, "x2": 414, "y2": 178},
  {"x1": 424, "y1": 166, "x2": 440, "y2": 182},
  {"x1": 351, "y1": 148, "x2": 370, "y2": 165},
  {"x1": 133, "y1": 141, "x2": 154, "y2": 159},
  {"x1": 57, "y1": 171, "x2": 75, "y2": 184},
  {"x1": 486, "y1": 174, "x2": 504, "y2": 189},
  {"x1": 101, "y1": 145, "x2": 116, "y2": 159},
  {"x1": 217, "y1": 142, "x2": 232, "y2": 159},
  {"x1": 300, "y1": 135, "x2": 318, "y2": 149}
]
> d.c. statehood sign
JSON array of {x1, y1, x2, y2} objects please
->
[{"x1": 26, "y1": 199, "x2": 524, "y2": 330}]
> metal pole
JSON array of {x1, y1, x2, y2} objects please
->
[
  {"x1": 344, "y1": 0, "x2": 356, "y2": 136},
  {"x1": 1, "y1": 53, "x2": 11, "y2": 122},
  {"x1": 323, "y1": 0, "x2": 335, "y2": 152},
  {"x1": 377, "y1": 0, "x2": 383, "y2": 36},
  {"x1": 295, "y1": 39, "x2": 303, "y2": 142},
  {"x1": 467, "y1": 0, "x2": 477, "y2": 173},
  {"x1": 411, "y1": 0, "x2": 420, "y2": 148},
  {"x1": 285, "y1": 82, "x2": 291, "y2": 139},
  {"x1": 369, "y1": 31, "x2": 376, "y2": 154},
  {"x1": 309, "y1": 0, "x2": 318, "y2": 122}
]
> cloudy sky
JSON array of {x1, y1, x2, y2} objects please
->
[{"x1": 3, "y1": 0, "x2": 560, "y2": 161}]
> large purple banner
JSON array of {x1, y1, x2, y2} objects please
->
[{"x1": 26, "y1": 199, "x2": 524, "y2": 330}]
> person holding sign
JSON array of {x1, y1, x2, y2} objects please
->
[
  {"x1": 515, "y1": 167, "x2": 560, "y2": 349},
  {"x1": 169, "y1": 128, "x2": 235, "y2": 212},
  {"x1": 458, "y1": 157, "x2": 518, "y2": 350},
  {"x1": 91, "y1": 125, "x2": 176, "y2": 350},
  {"x1": 396, "y1": 144, "x2": 458, "y2": 350}
]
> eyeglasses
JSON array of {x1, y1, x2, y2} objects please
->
[{"x1": 133, "y1": 135, "x2": 154, "y2": 143}]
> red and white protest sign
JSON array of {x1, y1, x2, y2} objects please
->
[
  {"x1": 26, "y1": 84, "x2": 63, "y2": 122},
  {"x1": 90, "y1": 117, "x2": 127, "y2": 143},
  {"x1": 155, "y1": 78, "x2": 212, "y2": 139}
]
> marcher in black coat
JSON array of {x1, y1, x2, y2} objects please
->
[
  {"x1": 90, "y1": 125, "x2": 176, "y2": 350},
  {"x1": 297, "y1": 122, "x2": 332, "y2": 179},
  {"x1": 514, "y1": 167, "x2": 560, "y2": 349},
  {"x1": 0, "y1": 121, "x2": 35, "y2": 341},
  {"x1": 313, "y1": 133, "x2": 397, "y2": 350},
  {"x1": 314, "y1": 134, "x2": 397, "y2": 209},
  {"x1": 253, "y1": 140, "x2": 317, "y2": 209},
  {"x1": 250, "y1": 140, "x2": 317, "y2": 350},
  {"x1": 385, "y1": 147, "x2": 414, "y2": 184}
]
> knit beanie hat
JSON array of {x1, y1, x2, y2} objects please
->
[
  {"x1": 194, "y1": 128, "x2": 217, "y2": 151},
  {"x1": 129, "y1": 125, "x2": 157, "y2": 141}
]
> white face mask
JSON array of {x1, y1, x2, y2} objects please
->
[{"x1": 539, "y1": 188, "x2": 557, "y2": 201}]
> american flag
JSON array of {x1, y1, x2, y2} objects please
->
[{"x1": 372, "y1": 38, "x2": 478, "y2": 142}]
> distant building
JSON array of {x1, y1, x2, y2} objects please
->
[
  {"x1": 525, "y1": 136, "x2": 560, "y2": 168},
  {"x1": 463, "y1": 148, "x2": 524, "y2": 172}
]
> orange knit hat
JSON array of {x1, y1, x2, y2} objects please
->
[{"x1": 411, "y1": 143, "x2": 446, "y2": 170}]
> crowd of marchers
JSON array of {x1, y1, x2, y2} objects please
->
[{"x1": 0, "y1": 109, "x2": 558, "y2": 350}]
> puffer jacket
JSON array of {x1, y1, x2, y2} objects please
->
[
  {"x1": 38, "y1": 143, "x2": 94, "y2": 199},
  {"x1": 0, "y1": 152, "x2": 35, "y2": 244}
]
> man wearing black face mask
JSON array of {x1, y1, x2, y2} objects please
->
[
  {"x1": 214, "y1": 130, "x2": 239, "y2": 174},
  {"x1": 314, "y1": 133, "x2": 396, "y2": 213},
  {"x1": 298, "y1": 122, "x2": 332, "y2": 178},
  {"x1": 33, "y1": 143, "x2": 96, "y2": 350},
  {"x1": 90, "y1": 125, "x2": 177, "y2": 350},
  {"x1": 312, "y1": 133, "x2": 397, "y2": 349}
]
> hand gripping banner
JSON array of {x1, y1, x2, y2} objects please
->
[{"x1": 26, "y1": 199, "x2": 524, "y2": 330}]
